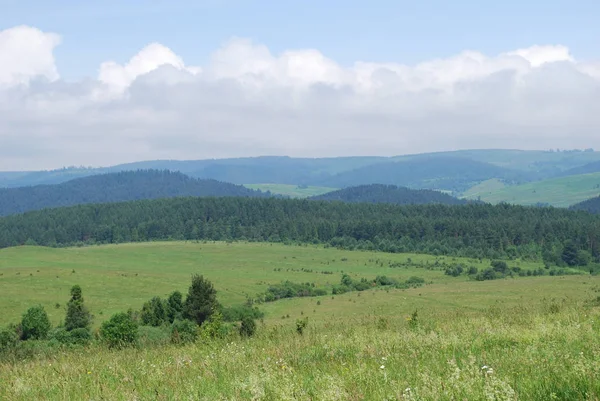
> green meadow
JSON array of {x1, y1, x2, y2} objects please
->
[
  {"x1": 462, "y1": 172, "x2": 600, "y2": 207},
  {"x1": 1, "y1": 242, "x2": 600, "y2": 400},
  {"x1": 244, "y1": 184, "x2": 337, "y2": 198}
]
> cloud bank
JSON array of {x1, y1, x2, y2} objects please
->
[{"x1": 1, "y1": 25, "x2": 600, "y2": 170}]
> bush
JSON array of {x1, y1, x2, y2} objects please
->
[
  {"x1": 100, "y1": 312, "x2": 138, "y2": 349},
  {"x1": 167, "y1": 291, "x2": 184, "y2": 323},
  {"x1": 200, "y1": 311, "x2": 230, "y2": 339},
  {"x1": 220, "y1": 305, "x2": 264, "y2": 322},
  {"x1": 49, "y1": 327, "x2": 91, "y2": 346},
  {"x1": 183, "y1": 275, "x2": 218, "y2": 326},
  {"x1": 171, "y1": 319, "x2": 198, "y2": 344},
  {"x1": 21, "y1": 305, "x2": 51, "y2": 340},
  {"x1": 0, "y1": 326, "x2": 19, "y2": 352},
  {"x1": 239, "y1": 316, "x2": 256, "y2": 337},
  {"x1": 296, "y1": 317, "x2": 308, "y2": 335}
]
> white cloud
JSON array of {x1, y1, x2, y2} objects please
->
[
  {"x1": 0, "y1": 25, "x2": 600, "y2": 170},
  {"x1": 0, "y1": 26, "x2": 61, "y2": 87}
]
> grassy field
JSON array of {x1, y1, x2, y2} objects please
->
[
  {"x1": 462, "y1": 172, "x2": 600, "y2": 207},
  {"x1": 244, "y1": 184, "x2": 337, "y2": 198},
  {"x1": 0, "y1": 242, "x2": 524, "y2": 327},
  {"x1": 1, "y1": 242, "x2": 599, "y2": 400}
]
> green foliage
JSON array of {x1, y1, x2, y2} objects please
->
[
  {"x1": 295, "y1": 317, "x2": 308, "y2": 335},
  {"x1": 263, "y1": 281, "x2": 327, "y2": 302},
  {"x1": 183, "y1": 275, "x2": 217, "y2": 326},
  {"x1": 64, "y1": 285, "x2": 92, "y2": 331},
  {"x1": 200, "y1": 311, "x2": 230, "y2": 340},
  {"x1": 170, "y1": 319, "x2": 198, "y2": 344},
  {"x1": 49, "y1": 327, "x2": 92, "y2": 346},
  {"x1": 140, "y1": 296, "x2": 167, "y2": 327},
  {"x1": 0, "y1": 326, "x2": 19, "y2": 352},
  {"x1": 100, "y1": 312, "x2": 138, "y2": 349},
  {"x1": 21, "y1": 305, "x2": 51, "y2": 340},
  {"x1": 239, "y1": 316, "x2": 256, "y2": 337},
  {"x1": 3, "y1": 196, "x2": 600, "y2": 264},
  {"x1": 167, "y1": 291, "x2": 184, "y2": 323},
  {"x1": 137, "y1": 326, "x2": 170, "y2": 348}
]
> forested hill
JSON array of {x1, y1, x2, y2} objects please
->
[
  {"x1": 1, "y1": 197, "x2": 598, "y2": 264},
  {"x1": 316, "y1": 157, "x2": 533, "y2": 193},
  {"x1": 570, "y1": 196, "x2": 600, "y2": 214},
  {"x1": 0, "y1": 170, "x2": 268, "y2": 217},
  {"x1": 309, "y1": 184, "x2": 468, "y2": 205}
]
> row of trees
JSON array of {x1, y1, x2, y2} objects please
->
[
  {"x1": 0, "y1": 275, "x2": 258, "y2": 355},
  {"x1": 1, "y1": 197, "x2": 600, "y2": 263}
]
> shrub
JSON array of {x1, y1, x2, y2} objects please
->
[
  {"x1": 200, "y1": 311, "x2": 230, "y2": 339},
  {"x1": 171, "y1": 319, "x2": 198, "y2": 344},
  {"x1": 0, "y1": 326, "x2": 19, "y2": 352},
  {"x1": 137, "y1": 326, "x2": 170, "y2": 348},
  {"x1": 49, "y1": 327, "x2": 91, "y2": 346},
  {"x1": 65, "y1": 285, "x2": 92, "y2": 331},
  {"x1": 296, "y1": 317, "x2": 308, "y2": 335},
  {"x1": 183, "y1": 275, "x2": 217, "y2": 326},
  {"x1": 21, "y1": 305, "x2": 51, "y2": 340},
  {"x1": 239, "y1": 316, "x2": 256, "y2": 337},
  {"x1": 100, "y1": 312, "x2": 138, "y2": 349}
]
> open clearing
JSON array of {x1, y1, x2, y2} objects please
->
[
  {"x1": 244, "y1": 184, "x2": 337, "y2": 198},
  {"x1": 462, "y1": 172, "x2": 600, "y2": 207}
]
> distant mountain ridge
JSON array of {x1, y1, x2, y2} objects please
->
[
  {"x1": 0, "y1": 169, "x2": 268, "y2": 217},
  {"x1": 309, "y1": 184, "x2": 468, "y2": 205}
]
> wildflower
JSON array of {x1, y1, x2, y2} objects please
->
[
  {"x1": 87, "y1": 371, "x2": 91, "y2": 375},
  {"x1": 380, "y1": 365, "x2": 385, "y2": 369}
]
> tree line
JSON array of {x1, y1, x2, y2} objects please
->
[{"x1": 1, "y1": 197, "x2": 600, "y2": 263}]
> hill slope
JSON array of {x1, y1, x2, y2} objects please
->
[
  {"x1": 570, "y1": 196, "x2": 600, "y2": 214},
  {"x1": 316, "y1": 157, "x2": 531, "y2": 193},
  {"x1": 462, "y1": 172, "x2": 600, "y2": 207},
  {"x1": 0, "y1": 169, "x2": 267, "y2": 216},
  {"x1": 309, "y1": 184, "x2": 467, "y2": 205}
]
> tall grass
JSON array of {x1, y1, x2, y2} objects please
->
[{"x1": 2, "y1": 298, "x2": 599, "y2": 400}]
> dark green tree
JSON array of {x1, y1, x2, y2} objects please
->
[
  {"x1": 21, "y1": 305, "x2": 51, "y2": 340},
  {"x1": 65, "y1": 285, "x2": 92, "y2": 331},
  {"x1": 167, "y1": 291, "x2": 184, "y2": 323},
  {"x1": 140, "y1": 296, "x2": 167, "y2": 327},
  {"x1": 561, "y1": 241, "x2": 579, "y2": 266},
  {"x1": 183, "y1": 275, "x2": 217, "y2": 326}
]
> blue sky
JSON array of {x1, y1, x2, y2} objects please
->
[
  {"x1": 2, "y1": 0, "x2": 598, "y2": 79},
  {"x1": 1, "y1": 0, "x2": 600, "y2": 169}
]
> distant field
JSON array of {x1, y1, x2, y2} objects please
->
[
  {"x1": 462, "y1": 178, "x2": 507, "y2": 200},
  {"x1": 0, "y1": 241, "x2": 553, "y2": 327},
  {"x1": 462, "y1": 172, "x2": 600, "y2": 207},
  {"x1": 244, "y1": 183, "x2": 337, "y2": 198}
]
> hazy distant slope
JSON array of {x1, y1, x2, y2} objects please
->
[
  {"x1": 244, "y1": 184, "x2": 337, "y2": 198},
  {"x1": 316, "y1": 157, "x2": 530, "y2": 193},
  {"x1": 0, "y1": 170, "x2": 267, "y2": 216},
  {"x1": 557, "y1": 161, "x2": 600, "y2": 177},
  {"x1": 463, "y1": 172, "x2": 600, "y2": 207},
  {"x1": 570, "y1": 196, "x2": 600, "y2": 214},
  {"x1": 396, "y1": 149, "x2": 600, "y2": 177},
  {"x1": 309, "y1": 184, "x2": 468, "y2": 205}
]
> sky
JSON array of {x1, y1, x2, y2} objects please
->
[{"x1": 1, "y1": 0, "x2": 599, "y2": 170}]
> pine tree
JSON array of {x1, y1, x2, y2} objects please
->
[
  {"x1": 183, "y1": 275, "x2": 217, "y2": 326},
  {"x1": 65, "y1": 285, "x2": 92, "y2": 331}
]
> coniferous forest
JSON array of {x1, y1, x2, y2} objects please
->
[{"x1": 1, "y1": 196, "x2": 598, "y2": 263}]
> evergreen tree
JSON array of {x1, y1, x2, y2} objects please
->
[
  {"x1": 183, "y1": 275, "x2": 217, "y2": 326},
  {"x1": 167, "y1": 291, "x2": 184, "y2": 323},
  {"x1": 65, "y1": 285, "x2": 92, "y2": 331}
]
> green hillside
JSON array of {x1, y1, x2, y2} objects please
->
[
  {"x1": 462, "y1": 172, "x2": 600, "y2": 207},
  {"x1": 244, "y1": 184, "x2": 336, "y2": 198}
]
